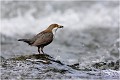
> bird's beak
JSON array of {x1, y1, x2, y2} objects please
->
[{"x1": 58, "y1": 25, "x2": 64, "y2": 28}]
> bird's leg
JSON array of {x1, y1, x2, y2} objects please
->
[
  {"x1": 38, "y1": 47, "x2": 41, "y2": 54},
  {"x1": 41, "y1": 47, "x2": 52, "y2": 58},
  {"x1": 41, "y1": 47, "x2": 45, "y2": 54}
]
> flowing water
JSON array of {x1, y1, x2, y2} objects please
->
[{"x1": 1, "y1": 0, "x2": 120, "y2": 79}]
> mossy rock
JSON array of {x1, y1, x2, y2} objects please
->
[
  {"x1": 9, "y1": 54, "x2": 52, "y2": 60},
  {"x1": 7, "y1": 54, "x2": 64, "y2": 65}
]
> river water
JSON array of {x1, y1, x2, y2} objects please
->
[{"x1": 1, "y1": 0, "x2": 120, "y2": 79}]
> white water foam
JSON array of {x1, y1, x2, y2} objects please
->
[{"x1": 1, "y1": 2, "x2": 119, "y2": 37}]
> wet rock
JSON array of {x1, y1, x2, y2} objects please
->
[
  {"x1": 45, "y1": 67, "x2": 68, "y2": 74},
  {"x1": 92, "y1": 60, "x2": 119, "y2": 70}
]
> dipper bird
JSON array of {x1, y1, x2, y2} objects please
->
[{"x1": 18, "y1": 24, "x2": 63, "y2": 54}]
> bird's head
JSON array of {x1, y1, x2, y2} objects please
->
[
  {"x1": 49, "y1": 24, "x2": 64, "y2": 29},
  {"x1": 46, "y1": 24, "x2": 63, "y2": 32}
]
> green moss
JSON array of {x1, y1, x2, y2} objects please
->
[
  {"x1": 11, "y1": 55, "x2": 27, "y2": 60},
  {"x1": 6, "y1": 54, "x2": 64, "y2": 65},
  {"x1": 9, "y1": 54, "x2": 53, "y2": 61}
]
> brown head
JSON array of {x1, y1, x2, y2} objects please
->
[{"x1": 45, "y1": 24, "x2": 63, "y2": 32}]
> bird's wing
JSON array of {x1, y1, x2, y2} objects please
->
[
  {"x1": 32, "y1": 32, "x2": 53, "y2": 46},
  {"x1": 28, "y1": 32, "x2": 44, "y2": 44}
]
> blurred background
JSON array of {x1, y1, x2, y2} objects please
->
[{"x1": 1, "y1": 0, "x2": 119, "y2": 68}]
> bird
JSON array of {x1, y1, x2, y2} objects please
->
[{"x1": 18, "y1": 23, "x2": 63, "y2": 54}]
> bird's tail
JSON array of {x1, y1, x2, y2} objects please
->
[{"x1": 18, "y1": 39, "x2": 31, "y2": 45}]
